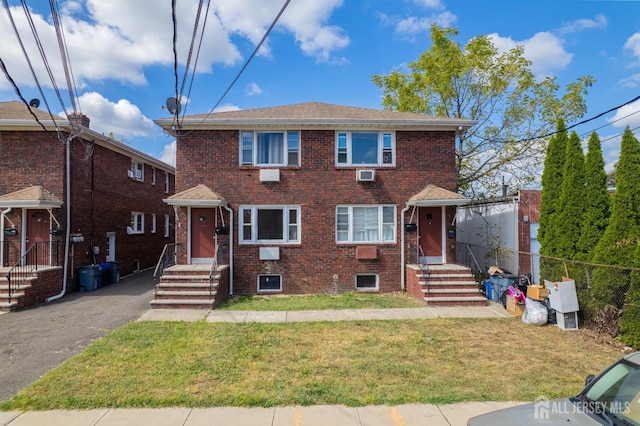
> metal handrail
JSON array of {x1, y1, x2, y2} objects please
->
[
  {"x1": 417, "y1": 245, "x2": 431, "y2": 294},
  {"x1": 209, "y1": 244, "x2": 220, "y2": 298},
  {"x1": 6, "y1": 241, "x2": 60, "y2": 304},
  {"x1": 153, "y1": 243, "x2": 181, "y2": 282}
]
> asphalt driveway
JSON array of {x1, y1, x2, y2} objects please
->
[{"x1": 0, "y1": 268, "x2": 157, "y2": 402}]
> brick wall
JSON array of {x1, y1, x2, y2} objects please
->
[
  {"x1": 176, "y1": 129, "x2": 459, "y2": 294},
  {"x1": 1, "y1": 129, "x2": 175, "y2": 294}
]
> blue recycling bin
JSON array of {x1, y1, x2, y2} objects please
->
[
  {"x1": 99, "y1": 262, "x2": 113, "y2": 286},
  {"x1": 78, "y1": 266, "x2": 100, "y2": 292},
  {"x1": 489, "y1": 274, "x2": 519, "y2": 302}
]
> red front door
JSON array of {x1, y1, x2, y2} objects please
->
[
  {"x1": 26, "y1": 209, "x2": 50, "y2": 265},
  {"x1": 191, "y1": 208, "x2": 216, "y2": 263},
  {"x1": 419, "y1": 207, "x2": 443, "y2": 263}
]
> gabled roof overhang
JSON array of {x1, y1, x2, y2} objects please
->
[
  {"x1": 407, "y1": 184, "x2": 471, "y2": 207},
  {"x1": 164, "y1": 184, "x2": 227, "y2": 208},
  {"x1": 0, "y1": 185, "x2": 63, "y2": 209}
]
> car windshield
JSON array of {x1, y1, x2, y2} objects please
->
[{"x1": 584, "y1": 360, "x2": 640, "y2": 425}]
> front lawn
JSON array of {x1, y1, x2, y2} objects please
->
[{"x1": 0, "y1": 318, "x2": 623, "y2": 410}]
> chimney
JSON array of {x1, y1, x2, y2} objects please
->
[{"x1": 68, "y1": 112, "x2": 90, "y2": 128}]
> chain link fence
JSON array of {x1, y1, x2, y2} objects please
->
[{"x1": 456, "y1": 244, "x2": 639, "y2": 343}]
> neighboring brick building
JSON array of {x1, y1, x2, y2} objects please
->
[
  {"x1": 154, "y1": 102, "x2": 480, "y2": 306},
  {"x1": 0, "y1": 101, "x2": 175, "y2": 310}
]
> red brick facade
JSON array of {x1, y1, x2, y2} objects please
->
[
  {"x1": 1, "y1": 127, "x2": 175, "y2": 295},
  {"x1": 173, "y1": 127, "x2": 461, "y2": 295}
]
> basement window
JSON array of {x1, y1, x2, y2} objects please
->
[
  {"x1": 258, "y1": 275, "x2": 282, "y2": 292},
  {"x1": 356, "y1": 274, "x2": 378, "y2": 291}
]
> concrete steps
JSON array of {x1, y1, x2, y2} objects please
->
[
  {"x1": 150, "y1": 268, "x2": 221, "y2": 310},
  {"x1": 418, "y1": 266, "x2": 487, "y2": 307}
]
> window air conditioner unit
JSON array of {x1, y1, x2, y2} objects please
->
[
  {"x1": 127, "y1": 170, "x2": 135, "y2": 179},
  {"x1": 260, "y1": 169, "x2": 280, "y2": 182},
  {"x1": 357, "y1": 169, "x2": 375, "y2": 182}
]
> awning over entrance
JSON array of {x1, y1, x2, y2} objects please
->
[
  {"x1": 164, "y1": 184, "x2": 227, "y2": 208},
  {"x1": 0, "y1": 185, "x2": 63, "y2": 208},
  {"x1": 407, "y1": 184, "x2": 470, "y2": 207}
]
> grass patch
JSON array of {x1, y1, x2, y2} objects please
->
[
  {"x1": 217, "y1": 292, "x2": 424, "y2": 311},
  {"x1": 0, "y1": 318, "x2": 623, "y2": 410}
]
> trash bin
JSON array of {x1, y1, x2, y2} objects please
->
[
  {"x1": 100, "y1": 262, "x2": 113, "y2": 286},
  {"x1": 78, "y1": 266, "x2": 99, "y2": 292},
  {"x1": 489, "y1": 274, "x2": 519, "y2": 303},
  {"x1": 109, "y1": 261, "x2": 120, "y2": 284}
]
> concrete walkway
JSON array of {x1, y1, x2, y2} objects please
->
[
  {"x1": 2, "y1": 303, "x2": 520, "y2": 426},
  {"x1": 0, "y1": 401, "x2": 527, "y2": 425},
  {"x1": 137, "y1": 303, "x2": 512, "y2": 323}
]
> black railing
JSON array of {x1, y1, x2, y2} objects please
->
[
  {"x1": 455, "y1": 242, "x2": 485, "y2": 284},
  {"x1": 417, "y1": 245, "x2": 431, "y2": 294},
  {"x1": 6, "y1": 241, "x2": 61, "y2": 304},
  {"x1": 153, "y1": 243, "x2": 181, "y2": 282},
  {"x1": 209, "y1": 244, "x2": 221, "y2": 298}
]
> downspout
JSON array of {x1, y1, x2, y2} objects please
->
[
  {"x1": 47, "y1": 136, "x2": 71, "y2": 302},
  {"x1": 224, "y1": 204, "x2": 234, "y2": 295},
  {"x1": 400, "y1": 204, "x2": 410, "y2": 290},
  {"x1": 0, "y1": 208, "x2": 11, "y2": 266}
]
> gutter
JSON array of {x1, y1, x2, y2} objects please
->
[
  {"x1": 400, "y1": 204, "x2": 411, "y2": 290},
  {"x1": 47, "y1": 136, "x2": 71, "y2": 302},
  {"x1": 0, "y1": 207, "x2": 11, "y2": 266},
  {"x1": 224, "y1": 204, "x2": 234, "y2": 295}
]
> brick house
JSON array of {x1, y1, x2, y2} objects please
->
[
  {"x1": 0, "y1": 101, "x2": 175, "y2": 310},
  {"x1": 153, "y1": 102, "x2": 485, "y2": 308}
]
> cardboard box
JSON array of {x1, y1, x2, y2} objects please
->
[
  {"x1": 506, "y1": 295, "x2": 525, "y2": 317},
  {"x1": 527, "y1": 285, "x2": 549, "y2": 301}
]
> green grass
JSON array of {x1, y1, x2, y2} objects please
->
[
  {"x1": 0, "y1": 318, "x2": 623, "y2": 411},
  {"x1": 217, "y1": 292, "x2": 425, "y2": 311}
]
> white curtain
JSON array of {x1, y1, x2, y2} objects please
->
[{"x1": 257, "y1": 133, "x2": 284, "y2": 164}]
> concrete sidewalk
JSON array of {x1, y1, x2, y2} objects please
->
[
  {"x1": 0, "y1": 401, "x2": 526, "y2": 425},
  {"x1": 137, "y1": 303, "x2": 512, "y2": 323}
]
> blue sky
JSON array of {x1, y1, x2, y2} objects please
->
[{"x1": 1, "y1": 0, "x2": 639, "y2": 176}]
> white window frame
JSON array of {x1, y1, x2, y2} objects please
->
[
  {"x1": 356, "y1": 274, "x2": 379, "y2": 291},
  {"x1": 257, "y1": 274, "x2": 282, "y2": 292},
  {"x1": 239, "y1": 205, "x2": 301, "y2": 244},
  {"x1": 151, "y1": 167, "x2": 156, "y2": 185},
  {"x1": 240, "y1": 130, "x2": 300, "y2": 167},
  {"x1": 150, "y1": 213, "x2": 156, "y2": 233},
  {"x1": 335, "y1": 131, "x2": 395, "y2": 166},
  {"x1": 130, "y1": 212, "x2": 144, "y2": 234},
  {"x1": 131, "y1": 160, "x2": 144, "y2": 181},
  {"x1": 336, "y1": 205, "x2": 396, "y2": 244},
  {"x1": 164, "y1": 172, "x2": 170, "y2": 193},
  {"x1": 164, "y1": 214, "x2": 170, "y2": 238}
]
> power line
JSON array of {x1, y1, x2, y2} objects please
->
[{"x1": 173, "y1": 0, "x2": 292, "y2": 135}]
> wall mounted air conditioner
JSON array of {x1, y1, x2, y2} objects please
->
[
  {"x1": 259, "y1": 247, "x2": 280, "y2": 260},
  {"x1": 357, "y1": 169, "x2": 375, "y2": 182},
  {"x1": 127, "y1": 170, "x2": 135, "y2": 179},
  {"x1": 260, "y1": 169, "x2": 280, "y2": 182}
]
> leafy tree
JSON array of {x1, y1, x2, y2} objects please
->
[
  {"x1": 576, "y1": 132, "x2": 610, "y2": 261},
  {"x1": 554, "y1": 131, "x2": 586, "y2": 260},
  {"x1": 372, "y1": 25, "x2": 594, "y2": 196},
  {"x1": 591, "y1": 127, "x2": 640, "y2": 306}
]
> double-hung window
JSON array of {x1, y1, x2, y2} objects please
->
[
  {"x1": 240, "y1": 205, "x2": 300, "y2": 244},
  {"x1": 336, "y1": 131, "x2": 395, "y2": 166},
  {"x1": 241, "y1": 131, "x2": 300, "y2": 166},
  {"x1": 130, "y1": 212, "x2": 144, "y2": 234},
  {"x1": 131, "y1": 160, "x2": 144, "y2": 181},
  {"x1": 336, "y1": 205, "x2": 396, "y2": 243}
]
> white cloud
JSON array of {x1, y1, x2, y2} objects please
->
[
  {"x1": 411, "y1": 0, "x2": 444, "y2": 9},
  {"x1": 159, "y1": 141, "x2": 176, "y2": 166},
  {"x1": 607, "y1": 99, "x2": 640, "y2": 129},
  {"x1": 559, "y1": 14, "x2": 607, "y2": 34},
  {"x1": 213, "y1": 104, "x2": 241, "y2": 112},
  {"x1": 245, "y1": 83, "x2": 263, "y2": 96},
  {"x1": 624, "y1": 32, "x2": 640, "y2": 58},
  {"x1": 620, "y1": 73, "x2": 640, "y2": 88},
  {"x1": 488, "y1": 32, "x2": 572, "y2": 78},
  {"x1": 75, "y1": 91, "x2": 158, "y2": 139}
]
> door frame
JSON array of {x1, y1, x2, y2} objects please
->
[
  {"x1": 418, "y1": 206, "x2": 445, "y2": 264},
  {"x1": 187, "y1": 206, "x2": 217, "y2": 264}
]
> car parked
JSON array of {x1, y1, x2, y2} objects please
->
[{"x1": 468, "y1": 352, "x2": 640, "y2": 425}]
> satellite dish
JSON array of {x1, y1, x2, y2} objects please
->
[
  {"x1": 29, "y1": 98, "x2": 40, "y2": 108},
  {"x1": 166, "y1": 97, "x2": 181, "y2": 115}
]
